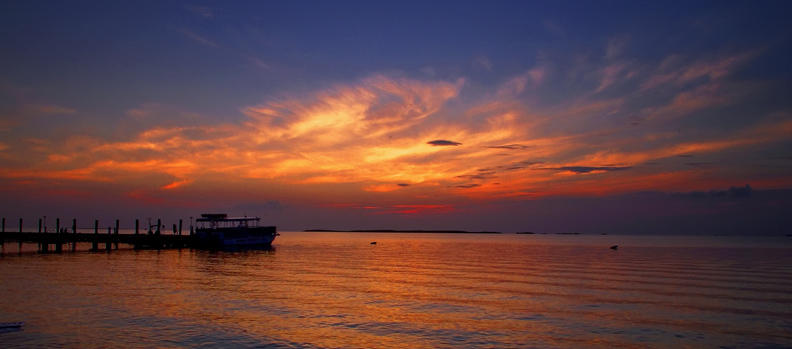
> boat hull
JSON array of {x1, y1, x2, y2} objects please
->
[{"x1": 193, "y1": 226, "x2": 277, "y2": 249}]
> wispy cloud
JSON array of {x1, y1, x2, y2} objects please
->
[
  {"x1": 497, "y1": 66, "x2": 546, "y2": 96},
  {"x1": 387, "y1": 204, "x2": 454, "y2": 215},
  {"x1": 542, "y1": 20, "x2": 565, "y2": 37},
  {"x1": 25, "y1": 104, "x2": 76, "y2": 115},
  {"x1": 246, "y1": 55, "x2": 271, "y2": 71},
  {"x1": 179, "y1": 28, "x2": 218, "y2": 48},
  {"x1": 473, "y1": 56, "x2": 493, "y2": 71},
  {"x1": 487, "y1": 144, "x2": 530, "y2": 150},
  {"x1": 185, "y1": 5, "x2": 214, "y2": 19},
  {"x1": 605, "y1": 36, "x2": 629, "y2": 60},
  {"x1": 672, "y1": 184, "x2": 752, "y2": 200},
  {"x1": 640, "y1": 51, "x2": 755, "y2": 91}
]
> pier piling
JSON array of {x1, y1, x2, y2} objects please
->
[
  {"x1": 55, "y1": 218, "x2": 62, "y2": 252},
  {"x1": 53, "y1": 218, "x2": 60, "y2": 252},
  {"x1": 92, "y1": 220, "x2": 98, "y2": 251},
  {"x1": 72, "y1": 218, "x2": 77, "y2": 251},
  {"x1": 38, "y1": 218, "x2": 42, "y2": 233},
  {"x1": 106, "y1": 227, "x2": 112, "y2": 251},
  {"x1": 17, "y1": 219, "x2": 21, "y2": 250},
  {"x1": 179, "y1": 219, "x2": 183, "y2": 236},
  {"x1": 19, "y1": 218, "x2": 25, "y2": 251},
  {"x1": 156, "y1": 218, "x2": 162, "y2": 249},
  {"x1": 134, "y1": 219, "x2": 140, "y2": 249},
  {"x1": 114, "y1": 219, "x2": 119, "y2": 249}
]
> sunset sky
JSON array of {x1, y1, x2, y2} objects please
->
[{"x1": 1, "y1": 1, "x2": 791, "y2": 233}]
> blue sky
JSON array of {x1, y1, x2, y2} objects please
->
[{"x1": 5, "y1": 1, "x2": 788, "y2": 116}]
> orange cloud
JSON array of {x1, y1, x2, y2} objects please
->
[
  {"x1": 1, "y1": 68, "x2": 788, "y2": 208},
  {"x1": 162, "y1": 179, "x2": 193, "y2": 190}
]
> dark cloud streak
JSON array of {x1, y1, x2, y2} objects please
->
[
  {"x1": 428, "y1": 139, "x2": 462, "y2": 146},
  {"x1": 487, "y1": 144, "x2": 531, "y2": 150},
  {"x1": 673, "y1": 185, "x2": 752, "y2": 200},
  {"x1": 455, "y1": 184, "x2": 480, "y2": 189},
  {"x1": 546, "y1": 166, "x2": 632, "y2": 173}
]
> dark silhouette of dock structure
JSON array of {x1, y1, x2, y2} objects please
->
[{"x1": 0, "y1": 217, "x2": 192, "y2": 253}]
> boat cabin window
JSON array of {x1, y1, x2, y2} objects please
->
[{"x1": 196, "y1": 215, "x2": 261, "y2": 229}]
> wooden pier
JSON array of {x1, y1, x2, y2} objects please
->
[{"x1": 0, "y1": 217, "x2": 193, "y2": 252}]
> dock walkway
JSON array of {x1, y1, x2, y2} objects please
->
[{"x1": 0, "y1": 217, "x2": 192, "y2": 252}]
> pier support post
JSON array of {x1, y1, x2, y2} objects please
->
[
  {"x1": 179, "y1": 219, "x2": 183, "y2": 236},
  {"x1": 38, "y1": 218, "x2": 42, "y2": 233},
  {"x1": 41, "y1": 218, "x2": 49, "y2": 253},
  {"x1": 114, "y1": 219, "x2": 119, "y2": 249},
  {"x1": 54, "y1": 218, "x2": 61, "y2": 253},
  {"x1": 134, "y1": 219, "x2": 140, "y2": 249},
  {"x1": 156, "y1": 218, "x2": 162, "y2": 249},
  {"x1": 55, "y1": 218, "x2": 60, "y2": 252},
  {"x1": 72, "y1": 218, "x2": 77, "y2": 251},
  {"x1": 19, "y1": 218, "x2": 22, "y2": 233},
  {"x1": 106, "y1": 227, "x2": 112, "y2": 251},
  {"x1": 54, "y1": 219, "x2": 59, "y2": 252},
  {"x1": 92, "y1": 220, "x2": 98, "y2": 251}
]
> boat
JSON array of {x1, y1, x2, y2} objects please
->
[{"x1": 193, "y1": 213, "x2": 278, "y2": 248}]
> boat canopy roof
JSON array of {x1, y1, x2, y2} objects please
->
[{"x1": 196, "y1": 213, "x2": 260, "y2": 222}]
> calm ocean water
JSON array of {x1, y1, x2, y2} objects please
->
[{"x1": 1, "y1": 232, "x2": 791, "y2": 348}]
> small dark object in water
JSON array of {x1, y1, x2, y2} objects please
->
[
  {"x1": 610, "y1": 245, "x2": 619, "y2": 250},
  {"x1": 370, "y1": 241, "x2": 377, "y2": 245},
  {"x1": 0, "y1": 322, "x2": 23, "y2": 329}
]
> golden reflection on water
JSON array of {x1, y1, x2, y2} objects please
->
[{"x1": 1, "y1": 233, "x2": 792, "y2": 348}]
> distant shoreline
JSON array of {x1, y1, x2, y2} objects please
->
[
  {"x1": 304, "y1": 229, "x2": 502, "y2": 234},
  {"x1": 516, "y1": 232, "x2": 583, "y2": 235}
]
